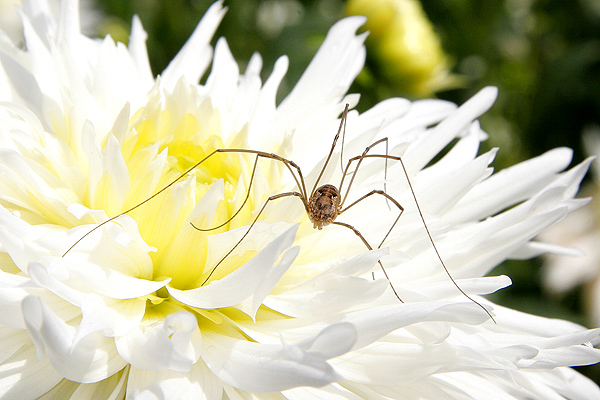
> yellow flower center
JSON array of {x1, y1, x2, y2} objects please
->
[{"x1": 88, "y1": 97, "x2": 273, "y2": 292}]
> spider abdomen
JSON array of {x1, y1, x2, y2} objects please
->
[{"x1": 308, "y1": 184, "x2": 341, "y2": 230}]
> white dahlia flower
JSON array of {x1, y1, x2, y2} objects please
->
[{"x1": 0, "y1": 1, "x2": 598, "y2": 399}]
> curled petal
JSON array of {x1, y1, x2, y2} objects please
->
[
  {"x1": 21, "y1": 296, "x2": 126, "y2": 383},
  {"x1": 201, "y1": 323, "x2": 357, "y2": 393},
  {"x1": 127, "y1": 362, "x2": 222, "y2": 400},
  {"x1": 168, "y1": 225, "x2": 299, "y2": 316},
  {"x1": 115, "y1": 311, "x2": 202, "y2": 372}
]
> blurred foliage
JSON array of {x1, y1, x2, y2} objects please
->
[{"x1": 94, "y1": 0, "x2": 600, "y2": 383}]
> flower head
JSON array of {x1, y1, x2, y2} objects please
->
[
  {"x1": 346, "y1": 0, "x2": 462, "y2": 96},
  {"x1": 0, "y1": 1, "x2": 599, "y2": 399}
]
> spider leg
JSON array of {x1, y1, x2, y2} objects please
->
[
  {"x1": 63, "y1": 148, "x2": 309, "y2": 256},
  {"x1": 332, "y1": 221, "x2": 403, "y2": 303},
  {"x1": 311, "y1": 103, "x2": 350, "y2": 195},
  {"x1": 339, "y1": 137, "x2": 390, "y2": 210},
  {"x1": 341, "y1": 153, "x2": 496, "y2": 323},
  {"x1": 200, "y1": 191, "x2": 304, "y2": 285},
  {"x1": 191, "y1": 154, "x2": 260, "y2": 232},
  {"x1": 339, "y1": 189, "x2": 404, "y2": 249}
]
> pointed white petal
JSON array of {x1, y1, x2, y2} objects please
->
[
  {"x1": 204, "y1": 38, "x2": 240, "y2": 114},
  {"x1": 128, "y1": 15, "x2": 154, "y2": 89},
  {"x1": 161, "y1": 1, "x2": 226, "y2": 88},
  {"x1": 449, "y1": 147, "x2": 574, "y2": 223},
  {"x1": 276, "y1": 16, "x2": 367, "y2": 167},
  {"x1": 279, "y1": 16, "x2": 366, "y2": 118},
  {"x1": 405, "y1": 86, "x2": 498, "y2": 172}
]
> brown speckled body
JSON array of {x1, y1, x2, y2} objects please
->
[{"x1": 308, "y1": 184, "x2": 341, "y2": 229}]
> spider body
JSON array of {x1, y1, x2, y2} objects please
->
[{"x1": 308, "y1": 184, "x2": 341, "y2": 229}]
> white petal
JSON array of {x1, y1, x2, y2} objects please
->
[
  {"x1": 346, "y1": 98, "x2": 412, "y2": 150},
  {"x1": 0, "y1": 150, "x2": 72, "y2": 223},
  {"x1": 237, "y1": 243, "x2": 300, "y2": 320},
  {"x1": 74, "y1": 295, "x2": 145, "y2": 344},
  {"x1": 389, "y1": 98, "x2": 457, "y2": 138},
  {"x1": 0, "y1": 344, "x2": 62, "y2": 400},
  {"x1": 66, "y1": 205, "x2": 155, "y2": 254},
  {"x1": 68, "y1": 369, "x2": 128, "y2": 400},
  {"x1": 493, "y1": 302, "x2": 593, "y2": 336},
  {"x1": 115, "y1": 311, "x2": 202, "y2": 372},
  {"x1": 200, "y1": 323, "x2": 355, "y2": 393},
  {"x1": 279, "y1": 16, "x2": 366, "y2": 120},
  {"x1": 339, "y1": 301, "x2": 490, "y2": 351},
  {"x1": 276, "y1": 16, "x2": 367, "y2": 167},
  {"x1": 27, "y1": 262, "x2": 85, "y2": 306},
  {"x1": 0, "y1": 327, "x2": 31, "y2": 364},
  {"x1": 204, "y1": 38, "x2": 240, "y2": 117},
  {"x1": 168, "y1": 225, "x2": 299, "y2": 314},
  {"x1": 56, "y1": 0, "x2": 81, "y2": 45},
  {"x1": 410, "y1": 275, "x2": 511, "y2": 302},
  {"x1": 248, "y1": 56, "x2": 288, "y2": 149},
  {"x1": 528, "y1": 367, "x2": 600, "y2": 400},
  {"x1": 31, "y1": 256, "x2": 167, "y2": 301},
  {"x1": 449, "y1": 147, "x2": 574, "y2": 223},
  {"x1": 127, "y1": 362, "x2": 222, "y2": 400},
  {"x1": 0, "y1": 208, "x2": 52, "y2": 272},
  {"x1": 418, "y1": 120, "x2": 486, "y2": 181},
  {"x1": 283, "y1": 384, "x2": 363, "y2": 400},
  {"x1": 161, "y1": 1, "x2": 226, "y2": 88},
  {"x1": 39, "y1": 369, "x2": 128, "y2": 400},
  {"x1": 0, "y1": 286, "x2": 29, "y2": 329},
  {"x1": 0, "y1": 43, "x2": 45, "y2": 118},
  {"x1": 419, "y1": 149, "x2": 496, "y2": 214},
  {"x1": 128, "y1": 15, "x2": 154, "y2": 90},
  {"x1": 0, "y1": 280, "x2": 82, "y2": 332},
  {"x1": 19, "y1": 7, "x2": 59, "y2": 102},
  {"x1": 405, "y1": 86, "x2": 498, "y2": 172},
  {"x1": 21, "y1": 0, "x2": 57, "y2": 46},
  {"x1": 22, "y1": 296, "x2": 126, "y2": 383},
  {"x1": 97, "y1": 134, "x2": 131, "y2": 212},
  {"x1": 297, "y1": 323, "x2": 357, "y2": 359},
  {"x1": 264, "y1": 249, "x2": 389, "y2": 318}
]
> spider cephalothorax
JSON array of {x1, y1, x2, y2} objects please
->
[{"x1": 308, "y1": 184, "x2": 341, "y2": 230}]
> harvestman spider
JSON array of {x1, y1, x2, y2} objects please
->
[{"x1": 63, "y1": 104, "x2": 495, "y2": 322}]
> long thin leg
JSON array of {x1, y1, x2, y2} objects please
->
[
  {"x1": 311, "y1": 104, "x2": 350, "y2": 196},
  {"x1": 191, "y1": 154, "x2": 259, "y2": 231},
  {"x1": 339, "y1": 189, "x2": 404, "y2": 249},
  {"x1": 332, "y1": 221, "x2": 403, "y2": 303},
  {"x1": 62, "y1": 148, "x2": 310, "y2": 256},
  {"x1": 339, "y1": 104, "x2": 349, "y2": 175},
  {"x1": 199, "y1": 191, "x2": 304, "y2": 285},
  {"x1": 338, "y1": 137, "x2": 390, "y2": 209},
  {"x1": 339, "y1": 153, "x2": 496, "y2": 323}
]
